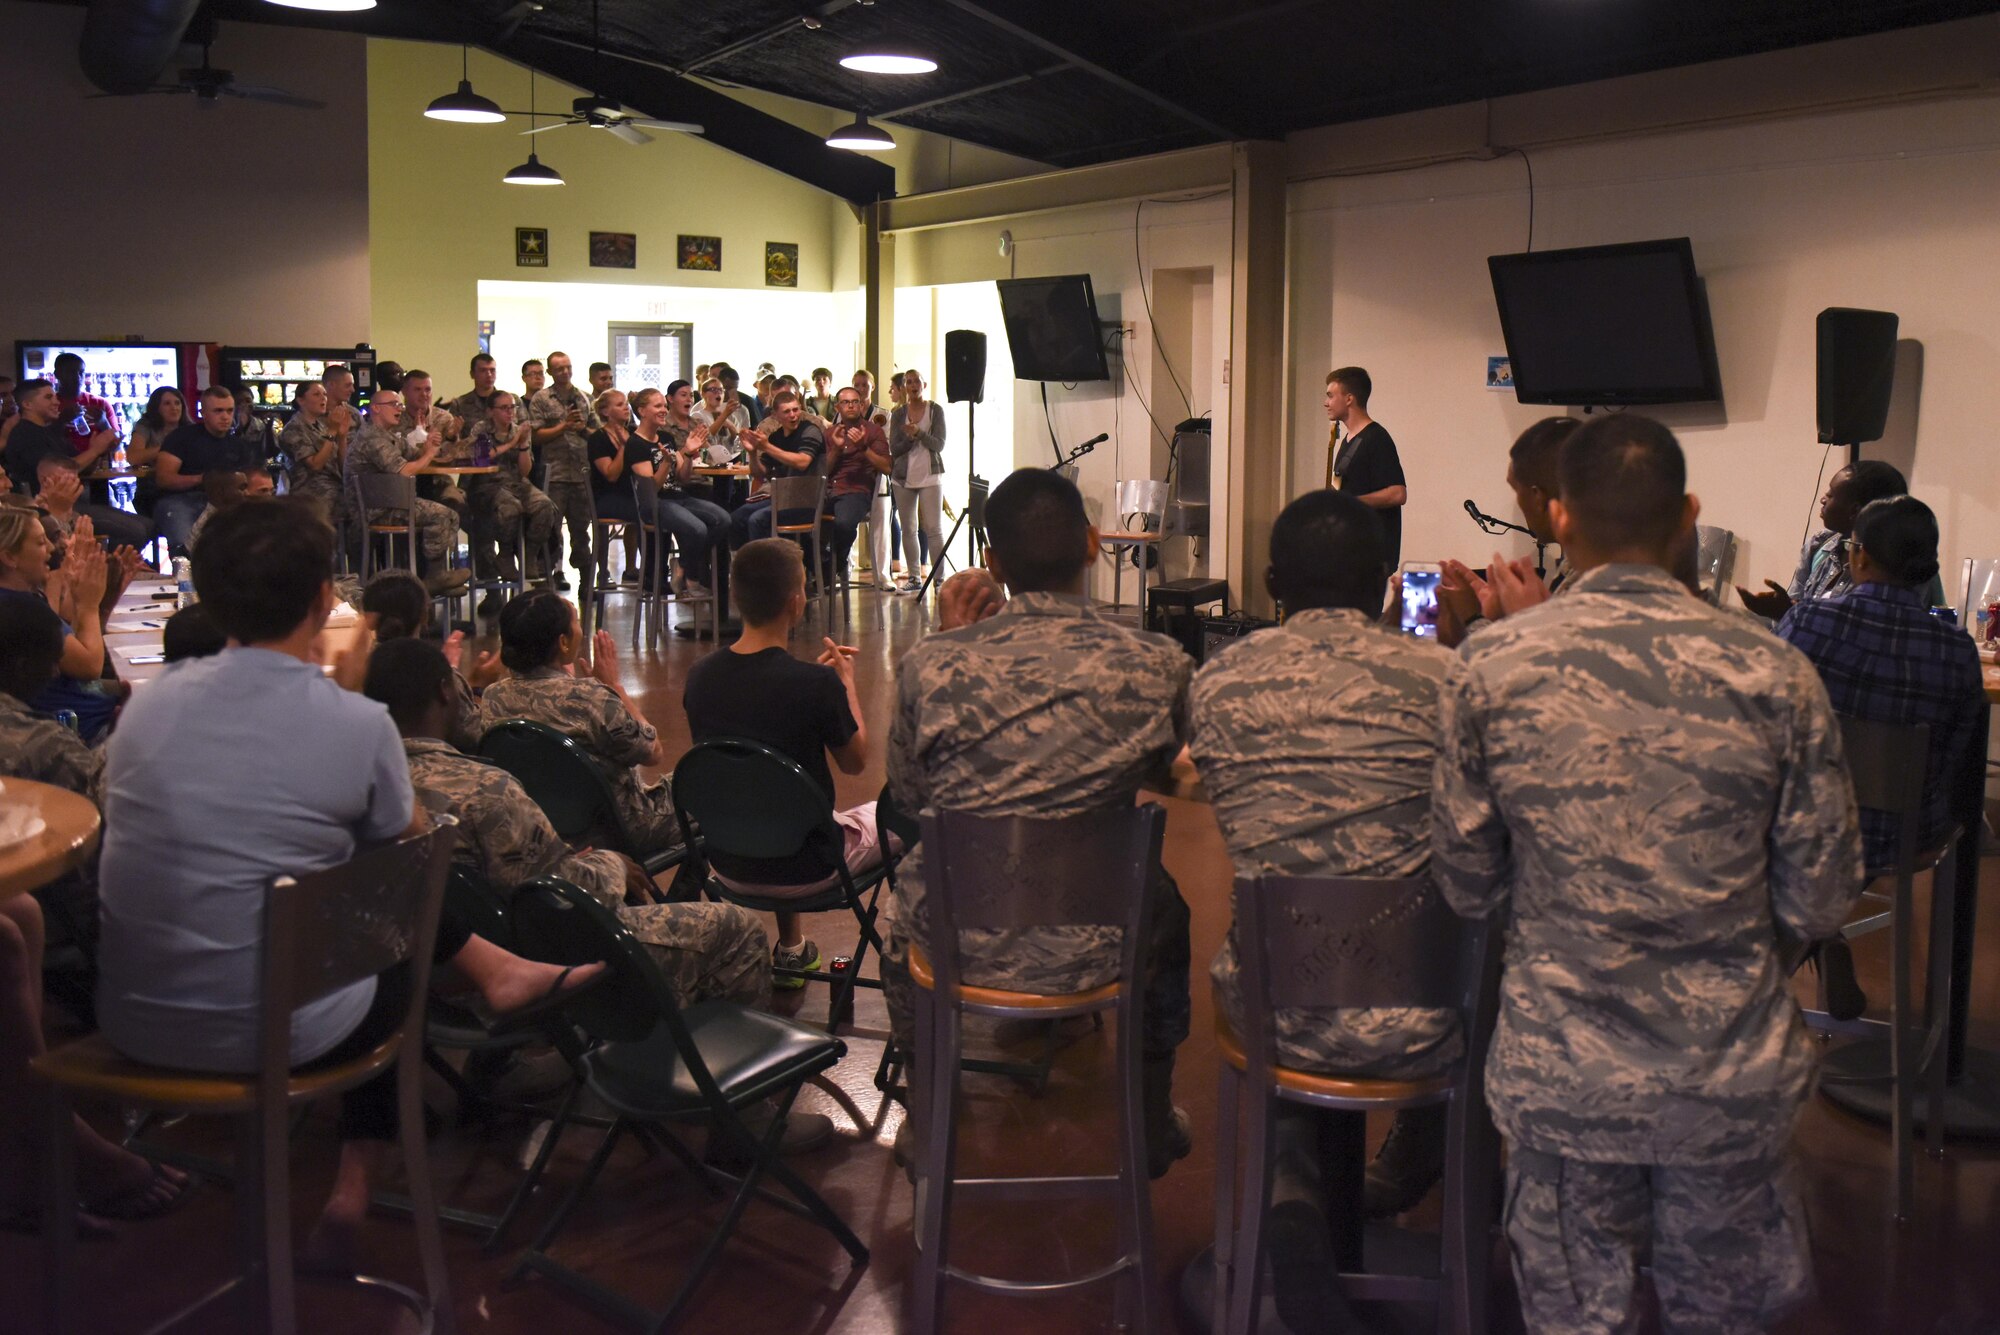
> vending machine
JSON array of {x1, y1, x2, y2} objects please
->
[
  {"x1": 217, "y1": 344, "x2": 376, "y2": 429},
  {"x1": 13, "y1": 340, "x2": 221, "y2": 440}
]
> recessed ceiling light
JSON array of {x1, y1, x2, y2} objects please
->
[
  {"x1": 263, "y1": 0, "x2": 375, "y2": 11},
  {"x1": 503, "y1": 151, "x2": 564, "y2": 185},
  {"x1": 826, "y1": 113, "x2": 895, "y2": 151},
  {"x1": 839, "y1": 50, "x2": 938, "y2": 75}
]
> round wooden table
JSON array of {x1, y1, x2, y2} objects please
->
[
  {"x1": 86, "y1": 465, "x2": 152, "y2": 481},
  {"x1": 693, "y1": 465, "x2": 751, "y2": 477},
  {"x1": 0, "y1": 780, "x2": 101, "y2": 900},
  {"x1": 416, "y1": 464, "x2": 500, "y2": 475}
]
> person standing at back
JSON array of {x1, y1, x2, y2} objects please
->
[
  {"x1": 887, "y1": 370, "x2": 945, "y2": 593},
  {"x1": 1433, "y1": 413, "x2": 1864, "y2": 1334},
  {"x1": 528, "y1": 351, "x2": 598, "y2": 594},
  {"x1": 1323, "y1": 367, "x2": 1405, "y2": 571}
]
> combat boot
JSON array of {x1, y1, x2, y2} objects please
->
[{"x1": 1362, "y1": 1105, "x2": 1447, "y2": 1218}]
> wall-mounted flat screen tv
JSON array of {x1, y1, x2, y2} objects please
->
[
  {"x1": 1488, "y1": 238, "x2": 1721, "y2": 406},
  {"x1": 997, "y1": 274, "x2": 1112, "y2": 383}
]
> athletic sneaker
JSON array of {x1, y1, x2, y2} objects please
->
[{"x1": 772, "y1": 938, "x2": 821, "y2": 991}]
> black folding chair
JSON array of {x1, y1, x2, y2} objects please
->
[
  {"x1": 505, "y1": 877, "x2": 869, "y2": 1334},
  {"x1": 670, "y1": 739, "x2": 894, "y2": 1032},
  {"x1": 480, "y1": 717, "x2": 690, "y2": 882}
]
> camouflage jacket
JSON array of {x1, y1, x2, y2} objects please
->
[
  {"x1": 1189, "y1": 607, "x2": 1461, "y2": 1078},
  {"x1": 477, "y1": 667, "x2": 674, "y2": 839},
  {"x1": 278, "y1": 413, "x2": 342, "y2": 498},
  {"x1": 402, "y1": 736, "x2": 624, "y2": 908},
  {"x1": 888, "y1": 591, "x2": 1189, "y2": 992},
  {"x1": 0, "y1": 693, "x2": 104, "y2": 807},
  {"x1": 529, "y1": 383, "x2": 598, "y2": 486},
  {"x1": 1433, "y1": 563, "x2": 1865, "y2": 1164},
  {"x1": 349, "y1": 422, "x2": 414, "y2": 478}
]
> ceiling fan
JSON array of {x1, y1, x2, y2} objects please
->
[
  {"x1": 87, "y1": 31, "x2": 323, "y2": 111},
  {"x1": 507, "y1": 0, "x2": 702, "y2": 143}
]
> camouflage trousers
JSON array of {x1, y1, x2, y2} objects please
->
[
  {"x1": 619, "y1": 901, "x2": 770, "y2": 1010},
  {"x1": 1504, "y1": 1145, "x2": 1813, "y2": 1335},
  {"x1": 616, "y1": 779, "x2": 681, "y2": 860},
  {"x1": 544, "y1": 481, "x2": 595, "y2": 580},
  {"x1": 466, "y1": 476, "x2": 559, "y2": 580},
  {"x1": 370, "y1": 497, "x2": 460, "y2": 563}
]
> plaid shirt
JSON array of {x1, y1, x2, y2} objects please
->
[{"x1": 1778, "y1": 581, "x2": 1985, "y2": 874}]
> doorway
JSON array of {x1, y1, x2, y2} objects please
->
[{"x1": 607, "y1": 322, "x2": 693, "y2": 395}]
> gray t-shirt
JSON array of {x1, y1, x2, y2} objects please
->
[{"x1": 97, "y1": 647, "x2": 414, "y2": 1071}]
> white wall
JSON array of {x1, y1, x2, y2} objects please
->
[
  {"x1": 0, "y1": 0, "x2": 370, "y2": 357},
  {"x1": 1286, "y1": 45, "x2": 2000, "y2": 602},
  {"x1": 902, "y1": 196, "x2": 1234, "y2": 601}
]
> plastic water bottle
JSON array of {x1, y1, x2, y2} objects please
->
[{"x1": 174, "y1": 557, "x2": 195, "y2": 609}]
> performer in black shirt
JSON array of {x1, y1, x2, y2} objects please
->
[{"x1": 1323, "y1": 367, "x2": 1406, "y2": 569}]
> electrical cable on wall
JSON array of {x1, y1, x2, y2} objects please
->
[{"x1": 1498, "y1": 146, "x2": 1536, "y2": 252}]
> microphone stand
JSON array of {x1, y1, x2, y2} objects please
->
[
  {"x1": 1053, "y1": 438, "x2": 1098, "y2": 472},
  {"x1": 1464, "y1": 499, "x2": 1550, "y2": 580}
]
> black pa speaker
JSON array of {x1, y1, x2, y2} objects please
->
[
  {"x1": 945, "y1": 329, "x2": 986, "y2": 404},
  {"x1": 1816, "y1": 308, "x2": 1898, "y2": 445}
]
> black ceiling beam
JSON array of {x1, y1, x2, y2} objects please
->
[
  {"x1": 679, "y1": 0, "x2": 861, "y2": 75},
  {"x1": 500, "y1": 31, "x2": 895, "y2": 204},
  {"x1": 877, "y1": 61, "x2": 1069, "y2": 119},
  {"x1": 939, "y1": 0, "x2": 1238, "y2": 140}
]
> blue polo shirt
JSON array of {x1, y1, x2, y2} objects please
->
[{"x1": 97, "y1": 647, "x2": 414, "y2": 1071}]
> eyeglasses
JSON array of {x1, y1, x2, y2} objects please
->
[{"x1": 1842, "y1": 537, "x2": 1863, "y2": 556}]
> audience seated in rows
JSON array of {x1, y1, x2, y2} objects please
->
[
  {"x1": 479, "y1": 589, "x2": 680, "y2": 856},
  {"x1": 92, "y1": 498, "x2": 603, "y2": 1270},
  {"x1": 1431, "y1": 414, "x2": 1864, "y2": 1333},
  {"x1": 1738, "y1": 458, "x2": 1929, "y2": 619},
  {"x1": 156, "y1": 384, "x2": 262, "y2": 556},
  {"x1": 887, "y1": 468, "x2": 1194, "y2": 1177},
  {"x1": 0, "y1": 377, "x2": 152, "y2": 552},
  {"x1": 683, "y1": 538, "x2": 890, "y2": 987},
  {"x1": 348, "y1": 387, "x2": 467, "y2": 593},
  {"x1": 363, "y1": 637, "x2": 772, "y2": 1017}
]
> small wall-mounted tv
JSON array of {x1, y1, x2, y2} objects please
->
[
  {"x1": 1488, "y1": 238, "x2": 1721, "y2": 406},
  {"x1": 997, "y1": 274, "x2": 1112, "y2": 383}
]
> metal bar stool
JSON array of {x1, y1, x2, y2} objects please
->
[
  {"x1": 1212, "y1": 873, "x2": 1501, "y2": 1335},
  {"x1": 35, "y1": 822, "x2": 460, "y2": 1335},
  {"x1": 1808, "y1": 717, "x2": 1959, "y2": 1220},
  {"x1": 769, "y1": 474, "x2": 846, "y2": 635},
  {"x1": 906, "y1": 805, "x2": 1167, "y2": 1333},
  {"x1": 630, "y1": 470, "x2": 719, "y2": 648}
]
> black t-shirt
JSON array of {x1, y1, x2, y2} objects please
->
[
  {"x1": 586, "y1": 429, "x2": 625, "y2": 500},
  {"x1": 683, "y1": 646, "x2": 858, "y2": 883},
  {"x1": 1333, "y1": 421, "x2": 1405, "y2": 567},
  {"x1": 761, "y1": 421, "x2": 825, "y2": 481},
  {"x1": 161, "y1": 422, "x2": 263, "y2": 478},
  {"x1": 3, "y1": 420, "x2": 70, "y2": 492}
]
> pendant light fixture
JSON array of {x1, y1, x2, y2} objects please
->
[
  {"x1": 264, "y1": 0, "x2": 374, "y2": 12},
  {"x1": 425, "y1": 45, "x2": 506, "y2": 123},
  {"x1": 838, "y1": 46, "x2": 937, "y2": 75},
  {"x1": 826, "y1": 113, "x2": 895, "y2": 151},
  {"x1": 504, "y1": 69, "x2": 565, "y2": 184}
]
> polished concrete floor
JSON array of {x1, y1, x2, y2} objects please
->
[{"x1": 8, "y1": 583, "x2": 2000, "y2": 1334}]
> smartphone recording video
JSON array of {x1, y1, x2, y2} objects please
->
[{"x1": 1400, "y1": 562, "x2": 1442, "y2": 638}]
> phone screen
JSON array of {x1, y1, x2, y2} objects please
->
[
  {"x1": 126, "y1": 653, "x2": 167, "y2": 665},
  {"x1": 1400, "y1": 564, "x2": 1442, "y2": 638}
]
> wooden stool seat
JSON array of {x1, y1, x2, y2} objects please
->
[
  {"x1": 907, "y1": 944, "x2": 1122, "y2": 1010},
  {"x1": 33, "y1": 1031, "x2": 402, "y2": 1114},
  {"x1": 1213, "y1": 1019, "x2": 1452, "y2": 1105},
  {"x1": 1098, "y1": 529, "x2": 1162, "y2": 543}
]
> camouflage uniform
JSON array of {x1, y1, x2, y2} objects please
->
[
  {"x1": 1432, "y1": 563, "x2": 1864, "y2": 1334},
  {"x1": 477, "y1": 667, "x2": 679, "y2": 855},
  {"x1": 277, "y1": 413, "x2": 350, "y2": 528},
  {"x1": 886, "y1": 591, "x2": 1193, "y2": 1055},
  {"x1": 0, "y1": 693, "x2": 104, "y2": 806},
  {"x1": 393, "y1": 406, "x2": 467, "y2": 516},
  {"x1": 403, "y1": 737, "x2": 766, "y2": 1008},
  {"x1": 444, "y1": 668, "x2": 481, "y2": 754},
  {"x1": 1189, "y1": 606, "x2": 1460, "y2": 1079},
  {"x1": 529, "y1": 383, "x2": 598, "y2": 578},
  {"x1": 448, "y1": 391, "x2": 559, "y2": 582},
  {"x1": 348, "y1": 422, "x2": 462, "y2": 564}
]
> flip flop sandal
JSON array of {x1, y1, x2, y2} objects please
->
[{"x1": 83, "y1": 1161, "x2": 194, "y2": 1222}]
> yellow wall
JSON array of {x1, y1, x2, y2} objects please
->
[{"x1": 367, "y1": 40, "x2": 851, "y2": 375}]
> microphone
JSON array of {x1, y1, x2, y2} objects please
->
[
  {"x1": 1463, "y1": 498, "x2": 1484, "y2": 523},
  {"x1": 1464, "y1": 498, "x2": 1535, "y2": 538},
  {"x1": 1078, "y1": 432, "x2": 1109, "y2": 449}
]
